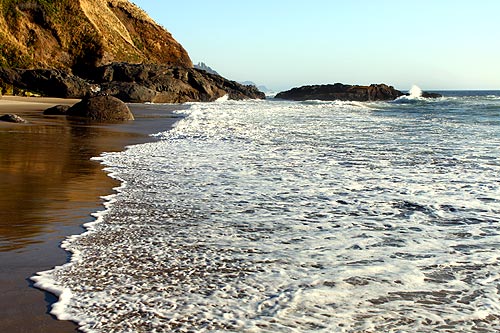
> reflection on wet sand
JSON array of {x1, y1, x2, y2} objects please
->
[
  {"x1": 0, "y1": 118, "x2": 134, "y2": 251},
  {"x1": 0, "y1": 99, "x2": 182, "y2": 332}
]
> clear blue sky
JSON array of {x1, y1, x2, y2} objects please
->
[{"x1": 132, "y1": 0, "x2": 499, "y2": 91}]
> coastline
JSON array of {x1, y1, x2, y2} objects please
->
[{"x1": 0, "y1": 97, "x2": 185, "y2": 332}]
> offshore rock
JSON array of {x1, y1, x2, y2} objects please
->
[
  {"x1": 67, "y1": 96, "x2": 134, "y2": 122},
  {"x1": 421, "y1": 91, "x2": 443, "y2": 98},
  {"x1": 275, "y1": 83, "x2": 404, "y2": 101},
  {"x1": 0, "y1": 114, "x2": 28, "y2": 123}
]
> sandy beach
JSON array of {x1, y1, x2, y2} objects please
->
[{"x1": 0, "y1": 96, "x2": 184, "y2": 332}]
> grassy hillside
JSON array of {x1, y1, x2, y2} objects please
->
[{"x1": 0, "y1": 0, "x2": 192, "y2": 72}]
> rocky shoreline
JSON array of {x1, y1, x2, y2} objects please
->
[
  {"x1": 0, "y1": 63, "x2": 265, "y2": 104},
  {"x1": 0, "y1": 0, "x2": 268, "y2": 111}
]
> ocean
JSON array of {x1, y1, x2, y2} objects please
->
[{"x1": 33, "y1": 90, "x2": 500, "y2": 332}]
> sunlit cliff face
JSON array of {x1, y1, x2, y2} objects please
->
[{"x1": 0, "y1": 0, "x2": 192, "y2": 71}]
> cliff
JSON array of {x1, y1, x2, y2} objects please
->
[
  {"x1": 0, "y1": 1, "x2": 265, "y2": 102},
  {"x1": 0, "y1": 0, "x2": 192, "y2": 73}
]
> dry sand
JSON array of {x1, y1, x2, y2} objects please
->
[{"x1": 0, "y1": 96, "x2": 185, "y2": 332}]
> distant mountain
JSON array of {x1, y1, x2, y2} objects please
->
[
  {"x1": 191, "y1": 67, "x2": 272, "y2": 94},
  {"x1": 258, "y1": 85, "x2": 272, "y2": 93},
  {"x1": 194, "y1": 62, "x2": 219, "y2": 75},
  {"x1": 239, "y1": 80, "x2": 256, "y2": 86},
  {"x1": 239, "y1": 81, "x2": 271, "y2": 93}
]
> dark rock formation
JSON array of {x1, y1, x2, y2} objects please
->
[
  {"x1": 67, "y1": 96, "x2": 134, "y2": 122},
  {"x1": 276, "y1": 83, "x2": 404, "y2": 101},
  {"x1": 0, "y1": 64, "x2": 265, "y2": 102},
  {"x1": 0, "y1": 67, "x2": 92, "y2": 98},
  {"x1": 43, "y1": 105, "x2": 71, "y2": 115},
  {"x1": 421, "y1": 91, "x2": 442, "y2": 98},
  {"x1": 0, "y1": 114, "x2": 28, "y2": 123},
  {"x1": 99, "y1": 81, "x2": 157, "y2": 103},
  {"x1": 92, "y1": 63, "x2": 265, "y2": 103}
]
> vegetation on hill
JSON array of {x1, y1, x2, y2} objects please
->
[{"x1": 0, "y1": 0, "x2": 192, "y2": 73}]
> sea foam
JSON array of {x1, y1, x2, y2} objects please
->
[
  {"x1": 408, "y1": 84, "x2": 423, "y2": 98},
  {"x1": 32, "y1": 94, "x2": 500, "y2": 332}
]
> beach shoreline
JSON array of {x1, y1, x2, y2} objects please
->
[{"x1": 0, "y1": 96, "x2": 185, "y2": 332}]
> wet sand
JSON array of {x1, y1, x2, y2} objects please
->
[{"x1": 0, "y1": 97, "x2": 185, "y2": 332}]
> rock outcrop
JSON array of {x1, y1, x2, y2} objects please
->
[
  {"x1": 0, "y1": 64, "x2": 265, "y2": 102},
  {"x1": 276, "y1": 83, "x2": 443, "y2": 101},
  {"x1": 0, "y1": 0, "x2": 191, "y2": 72},
  {"x1": 0, "y1": 68, "x2": 93, "y2": 98},
  {"x1": 92, "y1": 63, "x2": 265, "y2": 103},
  {"x1": 67, "y1": 96, "x2": 134, "y2": 121},
  {"x1": 276, "y1": 83, "x2": 405, "y2": 101},
  {"x1": 43, "y1": 105, "x2": 71, "y2": 115},
  {"x1": 421, "y1": 92, "x2": 442, "y2": 98}
]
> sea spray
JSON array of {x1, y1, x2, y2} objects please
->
[
  {"x1": 408, "y1": 84, "x2": 423, "y2": 98},
  {"x1": 392, "y1": 85, "x2": 425, "y2": 103}
]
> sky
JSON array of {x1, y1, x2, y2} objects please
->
[{"x1": 132, "y1": 0, "x2": 500, "y2": 91}]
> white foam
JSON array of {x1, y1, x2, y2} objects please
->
[
  {"x1": 31, "y1": 272, "x2": 74, "y2": 320},
  {"x1": 32, "y1": 97, "x2": 500, "y2": 332},
  {"x1": 215, "y1": 94, "x2": 229, "y2": 102},
  {"x1": 392, "y1": 84, "x2": 427, "y2": 103},
  {"x1": 409, "y1": 84, "x2": 423, "y2": 98},
  {"x1": 30, "y1": 164, "x2": 129, "y2": 327}
]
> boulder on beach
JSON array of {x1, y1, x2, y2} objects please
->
[
  {"x1": 0, "y1": 114, "x2": 28, "y2": 123},
  {"x1": 43, "y1": 105, "x2": 71, "y2": 115},
  {"x1": 67, "y1": 96, "x2": 134, "y2": 122}
]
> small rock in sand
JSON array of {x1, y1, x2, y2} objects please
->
[{"x1": 0, "y1": 114, "x2": 28, "y2": 123}]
